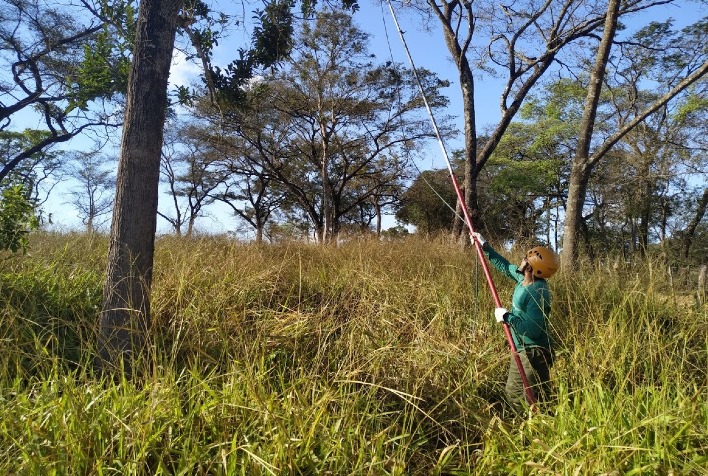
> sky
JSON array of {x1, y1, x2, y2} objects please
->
[{"x1": 31, "y1": 0, "x2": 706, "y2": 235}]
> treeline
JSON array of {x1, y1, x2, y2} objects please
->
[{"x1": 1, "y1": 1, "x2": 705, "y2": 264}]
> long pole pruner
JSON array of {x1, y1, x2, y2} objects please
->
[{"x1": 385, "y1": 1, "x2": 535, "y2": 405}]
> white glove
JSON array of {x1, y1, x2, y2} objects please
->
[
  {"x1": 470, "y1": 231, "x2": 486, "y2": 246},
  {"x1": 494, "y1": 307, "x2": 508, "y2": 323}
]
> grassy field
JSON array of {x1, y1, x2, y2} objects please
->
[{"x1": 0, "y1": 233, "x2": 706, "y2": 475}]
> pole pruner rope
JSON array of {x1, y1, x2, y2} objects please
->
[{"x1": 385, "y1": 1, "x2": 535, "y2": 405}]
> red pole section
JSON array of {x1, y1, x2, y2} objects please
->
[
  {"x1": 448, "y1": 177, "x2": 536, "y2": 406},
  {"x1": 386, "y1": 0, "x2": 535, "y2": 406}
]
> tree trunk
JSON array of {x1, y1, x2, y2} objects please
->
[
  {"x1": 322, "y1": 172, "x2": 332, "y2": 243},
  {"x1": 563, "y1": 161, "x2": 592, "y2": 265},
  {"x1": 563, "y1": 56, "x2": 708, "y2": 265},
  {"x1": 320, "y1": 126, "x2": 333, "y2": 243},
  {"x1": 682, "y1": 187, "x2": 708, "y2": 259},
  {"x1": 374, "y1": 201, "x2": 382, "y2": 236},
  {"x1": 635, "y1": 147, "x2": 653, "y2": 258},
  {"x1": 428, "y1": 0, "x2": 477, "y2": 241},
  {"x1": 460, "y1": 56, "x2": 477, "y2": 235},
  {"x1": 97, "y1": 0, "x2": 183, "y2": 376},
  {"x1": 561, "y1": 0, "x2": 620, "y2": 267}
]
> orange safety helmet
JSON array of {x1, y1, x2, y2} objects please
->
[{"x1": 526, "y1": 246, "x2": 559, "y2": 279}]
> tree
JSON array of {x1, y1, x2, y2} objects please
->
[
  {"x1": 65, "y1": 151, "x2": 115, "y2": 233},
  {"x1": 158, "y1": 128, "x2": 190, "y2": 235},
  {"x1": 396, "y1": 167, "x2": 457, "y2": 235},
  {"x1": 397, "y1": 0, "x2": 690, "y2": 245},
  {"x1": 167, "y1": 108, "x2": 289, "y2": 242},
  {"x1": 0, "y1": 184, "x2": 38, "y2": 253},
  {"x1": 98, "y1": 0, "x2": 183, "y2": 374},
  {"x1": 479, "y1": 128, "x2": 565, "y2": 246},
  {"x1": 215, "y1": 143, "x2": 286, "y2": 243},
  {"x1": 98, "y1": 0, "x2": 359, "y2": 372},
  {"x1": 681, "y1": 187, "x2": 708, "y2": 260},
  {"x1": 561, "y1": 15, "x2": 708, "y2": 265},
  {"x1": 211, "y1": 9, "x2": 447, "y2": 243},
  {"x1": 0, "y1": 129, "x2": 64, "y2": 208},
  {"x1": 502, "y1": 61, "x2": 707, "y2": 261},
  {"x1": 158, "y1": 124, "x2": 224, "y2": 237},
  {"x1": 0, "y1": 0, "x2": 131, "y2": 182},
  {"x1": 342, "y1": 155, "x2": 408, "y2": 236},
  {"x1": 488, "y1": 81, "x2": 585, "y2": 248}
]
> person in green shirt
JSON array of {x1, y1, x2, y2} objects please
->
[{"x1": 470, "y1": 231, "x2": 558, "y2": 413}]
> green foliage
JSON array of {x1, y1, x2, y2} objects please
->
[
  {"x1": 210, "y1": 1, "x2": 360, "y2": 107},
  {"x1": 251, "y1": 0, "x2": 295, "y2": 66},
  {"x1": 58, "y1": 0, "x2": 137, "y2": 113},
  {"x1": 477, "y1": 120, "x2": 565, "y2": 242},
  {"x1": 0, "y1": 185, "x2": 39, "y2": 253},
  {"x1": 396, "y1": 168, "x2": 457, "y2": 234},
  {"x1": 673, "y1": 93, "x2": 708, "y2": 123},
  {"x1": 520, "y1": 78, "x2": 585, "y2": 123},
  {"x1": 67, "y1": 23, "x2": 133, "y2": 113},
  {"x1": 98, "y1": 0, "x2": 138, "y2": 36},
  {"x1": 0, "y1": 129, "x2": 54, "y2": 158},
  {"x1": 0, "y1": 129, "x2": 61, "y2": 175}
]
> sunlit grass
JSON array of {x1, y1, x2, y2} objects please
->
[{"x1": 0, "y1": 232, "x2": 705, "y2": 474}]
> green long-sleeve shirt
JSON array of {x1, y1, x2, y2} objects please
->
[{"x1": 482, "y1": 243, "x2": 553, "y2": 351}]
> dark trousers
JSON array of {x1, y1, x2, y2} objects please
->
[{"x1": 505, "y1": 346, "x2": 553, "y2": 412}]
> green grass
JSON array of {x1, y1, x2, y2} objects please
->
[{"x1": 0, "y1": 232, "x2": 706, "y2": 474}]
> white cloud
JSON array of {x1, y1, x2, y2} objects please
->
[{"x1": 169, "y1": 49, "x2": 202, "y2": 88}]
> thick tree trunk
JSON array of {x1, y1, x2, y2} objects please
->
[
  {"x1": 97, "y1": 0, "x2": 183, "y2": 375},
  {"x1": 562, "y1": 62, "x2": 708, "y2": 267},
  {"x1": 460, "y1": 58, "x2": 477, "y2": 233}
]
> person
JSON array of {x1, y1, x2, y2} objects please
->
[{"x1": 470, "y1": 231, "x2": 558, "y2": 413}]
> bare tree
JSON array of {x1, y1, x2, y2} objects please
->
[
  {"x1": 159, "y1": 129, "x2": 189, "y2": 236},
  {"x1": 158, "y1": 125, "x2": 224, "y2": 237},
  {"x1": 65, "y1": 150, "x2": 115, "y2": 233}
]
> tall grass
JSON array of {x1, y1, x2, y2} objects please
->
[{"x1": 0, "y1": 233, "x2": 705, "y2": 474}]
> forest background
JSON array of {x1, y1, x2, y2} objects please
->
[{"x1": 3, "y1": 0, "x2": 706, "y2": 262}]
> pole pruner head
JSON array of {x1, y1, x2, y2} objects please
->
[{"x1": 526, "y1": 246, "x2": 558, "y2": 279}]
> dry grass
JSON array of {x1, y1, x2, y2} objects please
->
[{"x1": 0, "y1": 232, "x2": 705, "y2": 474}]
